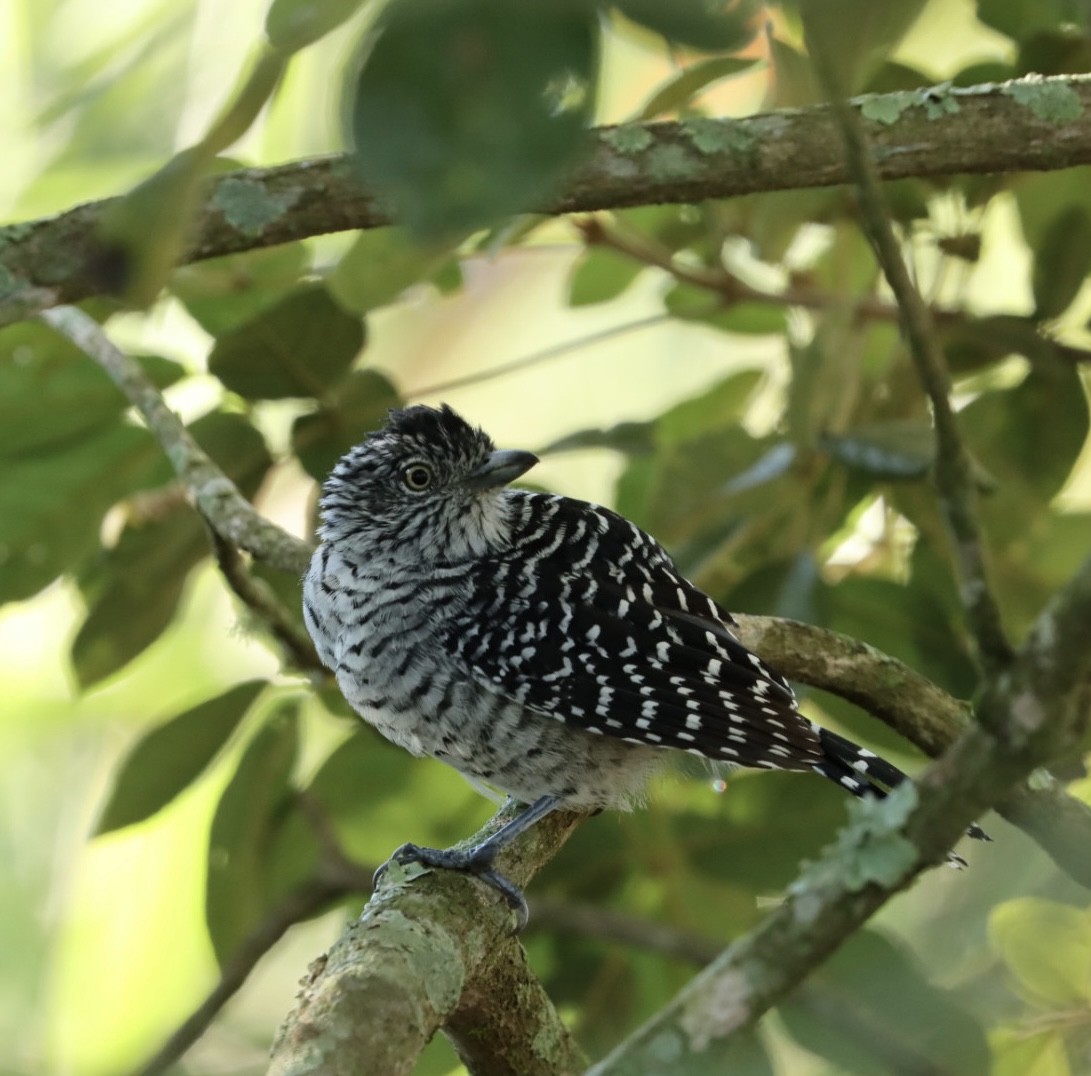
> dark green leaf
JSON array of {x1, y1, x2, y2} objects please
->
[
  {"x1": 658, "y1": 370, "x2": 764, "y2": 444},
  {"x1": 1032, "y1": 205, "x2": 1091, "y2": 320},
  {"x1": 566, "y1": 247, "x2": 645, "y2": 307},
  {"x1": 96, "y1": 681, "x2": 266, "y2": 834},
  {"x1": 206, "y1": 702, "x2": 299, "y2": 965},
  {"x1": 614, "y1": 0, "x2": 761, "y2": 53},
  {"x1": 961, "y1": 353, "x2": 1089, "y2": 542},
  {"x1": 780, "y1": 929, "x2": 989, "y2": 1075},
  {"x1": 664, "y1": 284, "x2": 786, "y2": 335},
  {"x1": 726, "y1": 553, "x2": 830, "y2": 625},
  {"x1": 978, "y1": 0, "x2": 1077, "y2": 41},
  {"x1": 349, "y1": 0, "x2": 599, "y2": 239},
  {"x1": 542, "y1": 421, "x2": 656, "y2": 456},
  {"x1": 170, "y1": 244, "x2": 310, "y2": 335},
  {"x1": 266, "y1": 0, "x2": 368, "y2": 50},
  {"x1": 822, "y1": 420, "x2": 935, "y2": 480},
  {"x1": 637, "y1": 55, "x2": 759, "y2": 120},
  {"x1": 0, "y1": 424, "x2": 162, "y2": 603},
  {"x1": 72, "y1": 516, "x2": 203, "y2": 689},
  {"x1": 292, "y1": 369, "x2": 402, "y2": 479},
  {"x1": 71, "y1": 412, "x2": 273, "y2": 686},
  {"x1": 209, "y1": 284, "x2": 365, "y2": 400},
  {"x1": 0, "y1": 322, "x2": 183, "y2": 457},
  {"x1": 328, "y1": 227, "x2": 456, "y2": 314}
]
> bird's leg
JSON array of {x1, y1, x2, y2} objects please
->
[{"x1": 375, "y1": 794, "x2": 560, "y2": 930}]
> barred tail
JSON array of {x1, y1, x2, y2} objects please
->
[{"x1": 811, "y1": 724, "x2": 990, "y2": 865}]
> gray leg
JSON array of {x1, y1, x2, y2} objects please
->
[{"x1": 376, "y1": 794, "x2": 560, "y2": 930}]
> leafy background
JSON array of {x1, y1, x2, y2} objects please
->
[{"x1": 2, "y1": 0, "x2": 1091, "y2": 1072}]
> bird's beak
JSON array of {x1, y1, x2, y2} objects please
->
[{"x1": 465, "y1": 449, "x2": 539, "y2": 491}]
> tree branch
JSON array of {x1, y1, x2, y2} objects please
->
[
  {"x1": 733, "y1": 613, "x2": 1091, "y2": 889},
  {"x1": 7, "y1": 75, "x2": 1091, "y2": 327},
  {"x1": 269, "y1": 805, "x2": 591, "y2": 1076},
  {"x1": 805, "y1": 28, "x2": 1014, "y2": 674},
  {"x1": 38, "y1": 306, "x2": 312, "y2": 577}
]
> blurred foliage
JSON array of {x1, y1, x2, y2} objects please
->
[{"x1": 3, "y1": 0, "x2": 1091, "y2": 1073}]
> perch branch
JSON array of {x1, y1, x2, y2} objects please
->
[{"x1": 6, "y1": 75, "x2": 1091, "y2": 326}]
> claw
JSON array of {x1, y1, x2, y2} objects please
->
[{"x1": 377, "y1": 841, "x2": 529, "y2": 930}]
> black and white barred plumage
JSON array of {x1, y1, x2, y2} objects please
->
[{"x1": 304, "y1": 404, "x2": 983, "y2": 917}]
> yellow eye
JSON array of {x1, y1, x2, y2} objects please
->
[{"x1": 403, "y1": 463, "x2": 434, "y2": 491}]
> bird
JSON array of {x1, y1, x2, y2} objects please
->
[{"x1": 303, "y1": 403, "x2": 986, "y2": 926}]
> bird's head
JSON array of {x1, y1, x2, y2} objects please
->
[{"x1": 318, "y1": 404, "x2": 538, "y2": 560}]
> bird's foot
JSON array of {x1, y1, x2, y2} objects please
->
[{"x1": 374, "y1": 841, "x2": 529, "y2": 931}]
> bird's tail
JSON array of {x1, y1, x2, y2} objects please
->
[{"x1": 810, "y1": 724, "x2": 990, "y2": 867}]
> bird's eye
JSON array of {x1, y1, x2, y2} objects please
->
[{"x1": 402, "y1": 463, "x2": 434, "y2": 491}]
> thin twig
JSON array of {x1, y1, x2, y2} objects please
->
[
  {"x1": 576, "y1": 215, "x2": 963, "y2": 326},
  {"x1": 408, "y1": 312, "x2": 675, "y2": 400},
  {"x1": 803, "y1": 30, "x2": 1014, "y2": 675},
  {"x1": 207, "y1": 526, "x2": 324, "y2": 673},
  {"x1": 40, "y1": 307, "x2": 313, "y2": 576}
]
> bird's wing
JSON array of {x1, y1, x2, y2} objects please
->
[{"x1": 448, "y1": 496, "x2": 823, "y2": 770}]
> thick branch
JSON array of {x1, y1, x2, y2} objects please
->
[
  {"x1": 733, "y1": 614, "x2": 1091, "y2": 889},
  {"x1": 269, "y1": 806, "x2": 590, "y2": 1076},
  {"x1": 6, "y1": 75, "x2": 1091, "y2": 326},
  {"x1": 806, "y1": 32, "x2": 1014, "y2": 674}
]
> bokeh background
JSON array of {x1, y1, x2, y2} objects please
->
[{"x1": 3, "y1": 0, "x2": 1091, "y2": 1072}]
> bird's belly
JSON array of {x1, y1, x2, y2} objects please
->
[{"x1": 337, "y1": 652, "x2": 662, "y2": 809}]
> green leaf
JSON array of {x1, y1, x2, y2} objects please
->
[
  {"x1": 96, "y1": 681, "x2": 267, "y2": 834},
  {"x1": 961, "y1": 353, "x2": 1089, "y2": 542},
  {"x1": 265, "y1": 0, "x2": 368, "y2": 51},
  {"x1": 71, "y1": 411, "x2": 273, "y2": 687},
  {"x1": 780, "y1": 929, "x2": 989, "y2": 1075},
  {"x1": 991, "y1": 1027, "x2": 1072, "y2": 1076},
  {"x1": 328, "y1": 227, "x2": 456, "y2": 314},
  {"x1": 567, "y1": 247, "x2": 645, "y2": 307},
  {"x1": 637, "y1": 55, "x2": 759, "y2": 120},
  {"x1": 542, "y1": 421, "x2": 656, "y2": 456},
  {"x1": 0, "y1": 322, "x2": 183, "y2": 457},
  {"x1": 349, "y1": 0, "x2": 599, "y2": 239},
  {"x1": 292, "y1": 369, "x2": 402, "y2": 479},
  {"x1": 206, "y1": 702, "x2": 299, "y2": 965},
  {"x1": 0, "y1": 424, "x2": 161, "y2": 603},
  {"x1": 1032, "y1": 205, "x2": 1091, "y2": 320},
  {"x1": 821, "y1": 420, "x2": 936, "y2": 480},
  {"x1": 990, "y1": 897, "x2": 1091, "y2": 1008},
  {"x1": 170, "y1": 243, "x2": 310, "y2": 335},
  {"x1": 614, "y1": 0, "x2": 761, "y2": 53},
  {"x1": 664, "y1": 283, "x2": 786, "y2": 335},
  {"x1": 209, "y1": 284, "x2": 365, "y2": 399},
  {"x1": 657, "y1": 370, "x2": 764, "y2": 443}
]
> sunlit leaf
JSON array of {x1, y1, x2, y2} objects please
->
[
  {"x1": 990, "y1": 897, "x2": 1091, "y2": 1008},
  {"x1": 637, "y1": 55, "x2": 759, "y2": 120},
  {"x1": 567, "y1": 247, "x2": 645, "y2": 307},
  {"x1": 96, "y1": 681, "x2": 267, "y2": 834},
  {"x1": 349, "y1": 0, "x2": 599, "y2": 239}
]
